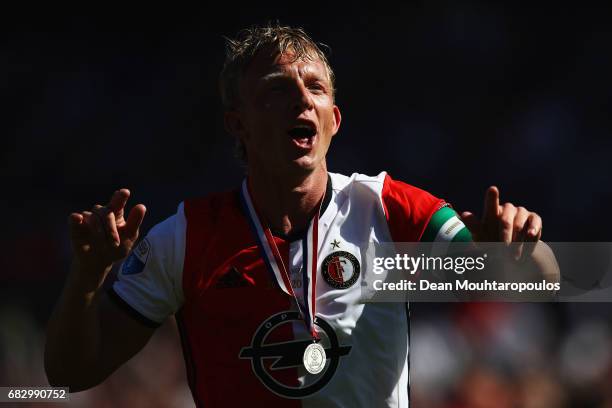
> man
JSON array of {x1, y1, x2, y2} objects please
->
[{"x1": 45, "y1": 24, "x2": 559, "y2": 407}]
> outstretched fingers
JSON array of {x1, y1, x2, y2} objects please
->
[
  {"x1": 91, "y1": 205, "x2": 120, "y2": 247},
  {"x1": 511, "y1": 206, "x2": 530, "y2": 260},
  {"x1": 520, "y1": 212, "x2": 542, "y2": 259},
  {"x1": 525, "y1": 213, "x2": 542, "y2": 241},
  {"x1": 499, "y1": 203, "x2": 517, "y2": 245},
  {"x1": 107, "y1": 189, "x2": 131, "y2": 222},
  {"x1": 122, "y1": 204, "x2": 147, "y2": 242}
]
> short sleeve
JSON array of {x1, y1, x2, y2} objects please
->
[
  {"x1": 109, "y1": 202, "x2": 186, "y2": 327},
  {"x1": 381, "y1": 174, "x2": 446, "y2": 242}
]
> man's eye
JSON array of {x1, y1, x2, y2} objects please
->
[{"x1": 309, "y1": 83, "x2": 326, "y2": 93}]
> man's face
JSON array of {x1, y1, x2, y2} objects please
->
[{"x1": 226, "y1": 49, "x2": 341, "y2": 176}]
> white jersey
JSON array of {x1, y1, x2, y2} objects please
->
[{"x1": 110, "y1": 171, "x2": 467, "y2": 407}]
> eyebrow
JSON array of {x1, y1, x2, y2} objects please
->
[
  {"x1": 260, "y1": 64, "x2": 327, "y2": 82},
  {"x1": 260, "y1": 71, "x2": 288, "y2": 82},
  {"x1": 260, "y1": 71, "x2": 329, "y2": 88}
]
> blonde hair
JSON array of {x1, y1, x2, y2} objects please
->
[{"x1": 219, "y1": 23, "x2": 336, "y2": 110}]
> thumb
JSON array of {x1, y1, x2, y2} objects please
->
[
  {"x1": 122, "y1": 204, "x2": 147, "y2": 241},
  {"x1": 68, "y1": 213, "x2": 88, "y2": 244},
  {"x1": 460, "y1": 211, "x2": 481, "y2": 234}
]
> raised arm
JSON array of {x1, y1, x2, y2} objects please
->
[{"x1": 45, "y1": 189, "x2": 154, "y2": 391}]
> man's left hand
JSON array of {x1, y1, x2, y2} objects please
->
[{"x1": 460, "y1": 186, "x2": 542, "y2": 260}]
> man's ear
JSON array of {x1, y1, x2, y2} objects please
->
[
  {"x1": 331, "y1": 105, "x2": 342, "y2": 137},
  {"x1": 224, "y1": 110, "x2": 248, "y2": 141}
]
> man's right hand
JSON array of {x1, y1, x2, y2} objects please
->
[
  {"x1": 68, "y1": 189, "x2": 146, "y2": 285},
  {"x1": 46, "y1": 189, "x2": 153, "y2": 391}
]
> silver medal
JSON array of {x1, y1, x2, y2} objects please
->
[{"x1": 303, "y1": 342, "x2": 326, "y2": 374}]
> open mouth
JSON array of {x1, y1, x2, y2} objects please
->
[
  {"x1": 288, "y1": 123, "x2": 317, "y2": 149},
  {"x1": 288, "y1": 124, "x2": 317, "y2": 139}
]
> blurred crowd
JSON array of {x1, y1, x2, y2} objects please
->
[
  {"x1": 0, "y1": 310, "x2": 192, "y2": 408},
  {"x1": 1, "y1": 300, "x2": 611, "y2": 407},
  {"x1": 411, "y1": 303, "x2": 612, "y2": 408}
]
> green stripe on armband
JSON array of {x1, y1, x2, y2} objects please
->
[
  {"x1": 421, "y1": 206, "x2": 472, "y2": 242},
  {"x1": 451, "y1": 224, "x2": 473, "y2": 242}
]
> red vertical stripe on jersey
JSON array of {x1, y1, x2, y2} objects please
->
[
  {"x1": 181, "y1": 192, "x2": 301, "y2": 408},
  {"x1": 381, "y1": 174, "x2": 445, "y2": 242}
]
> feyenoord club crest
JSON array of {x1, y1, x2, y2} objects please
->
[{"x1": 322, "y1": 251, "x2": 360, "y2": 289}]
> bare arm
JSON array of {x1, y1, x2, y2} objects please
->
[{"x1": 45, "y1": 189, "x2": 153, "y2": 391}]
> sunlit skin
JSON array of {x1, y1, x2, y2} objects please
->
[
  {"x1": 224, "y1": 49, "x2": 341, "y2": 235},
  {"x1": 238, "y1": 50, "x2": 340, "y2": 174}
]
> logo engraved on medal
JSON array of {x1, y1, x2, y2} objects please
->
[{"x1": 303, "y1": 343, "x2": 326, "y2": 374}]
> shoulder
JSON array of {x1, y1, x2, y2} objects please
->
[
  {"x1": 183, "y1": 190, "x2": 240, "y2": 219},
  {"x1": 145, "y1": 190, "x2": 240, "y2": 252},
  {"x1": 328, "y1": 171, "x2": 388, "y2": 205},
  {"x1": 180, "y1": 190, "x2": 242, "y2": 230},
  {"x1": 379, "y1": 173, "x2": 444, "y2": 218},
  {"x1": 330, "y1": 171, "x2": 445, "y2": 241},
  {"x1": 329, "y1": 171, "x2": 386, "y2": 192},
  {"x1": 148, "y1": 202, "x2": 185, "y2": 238},
  {"x1": 132, "y1": 202, "x2": 188, "y2": 275},
  {"x1": 329, "y1": 171, "x2": 443, "y2": 213}
]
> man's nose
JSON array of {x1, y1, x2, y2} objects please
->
[{"x1": 292, "y1": 82, "x2": 314, "y2": 112}]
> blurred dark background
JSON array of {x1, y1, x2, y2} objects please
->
[{"x1": 1, "y1": 4, "x2": 611, "y2": 407}]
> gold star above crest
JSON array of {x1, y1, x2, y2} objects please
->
[{"x1": 330, "y1": 239, "x2": 341, "y2": 249}]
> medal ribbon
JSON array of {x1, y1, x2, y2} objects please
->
[{"x1": 240, "y1": 179, "x2": 321, "y2": 340}]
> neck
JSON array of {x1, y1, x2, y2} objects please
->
[{"x1": 247, "y1": 163, "x2": 328, "y2": 236}]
